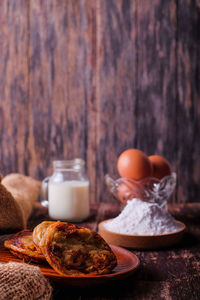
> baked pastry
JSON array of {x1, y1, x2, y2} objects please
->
[
  {"x1": 33, "y1": 221, "x2": 55, "y2": 251},
  {"x1": 4, "y1": 230, "x2": 46, "y2": 263},
  {"x1": 41, "y1": 221, "x2": 117, "y2": 275}
]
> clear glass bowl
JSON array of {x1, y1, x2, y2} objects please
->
[{"x1": 105, "y1": 173, "x2": 177, "y2": 210}]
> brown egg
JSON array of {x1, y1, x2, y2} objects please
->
[
  {"x1": 149, "y1": 155, "x2": 171, "y2": 180},
  {"x1": 118, "y1": 180, "x2": 134, "y2": 204},
  {"x1": 118, "y1": 180, "x2": 144, "y2": 204},
  {"x1": 117, "y1": 149, "x2": 153, "y2": 180}
]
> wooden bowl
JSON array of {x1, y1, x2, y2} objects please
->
[{"x1": 98, "y1": 219, "x2": 186, "y2": 250}]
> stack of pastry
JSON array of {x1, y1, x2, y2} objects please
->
[{"x1": 4, "y1": 221, "x2": 117, "y2": 276}]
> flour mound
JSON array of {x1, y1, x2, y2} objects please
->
[{"x1": 104, "y1": 198, "x2": 181, "y2": 235}]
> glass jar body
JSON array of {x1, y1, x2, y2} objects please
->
[{"x1": 47, "y1": 159, "x2": 90, "y2": 222}]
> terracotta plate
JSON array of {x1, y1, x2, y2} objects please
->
[
  {"x1": 0, "y1": 236, "x2": 139, "y2": 286},
  {"x1": 98, "y1": 219, "x2": 186, "y2": 250}
]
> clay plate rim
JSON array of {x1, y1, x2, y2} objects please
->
[
  {"x1": 41, "y1": 245, "x2": 140, "y2": 280},
  {"x1": 0, "y1": 236, "x2": 140, "y2": 285}
]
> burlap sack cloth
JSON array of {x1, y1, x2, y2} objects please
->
[
  {"x1": 0, "y1": 173, "x2": 41, "y2": 230},
  {"x1": 0, "y1": 262, "x2": 52, "y2": 300},
  {"x1": 0, "y1": 174, "x2": 52, "y2": 299}
]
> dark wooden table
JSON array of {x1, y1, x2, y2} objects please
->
[
  {"x1": 2, "y1": 202, "x2": 200, "y2": 300},
  {"x1": 26, "y1": 202, "x2": 200, "y2": 300}
]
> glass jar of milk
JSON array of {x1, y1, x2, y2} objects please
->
[{"x1": 43, "y1": 159, "x2": 90, "y2": 222}]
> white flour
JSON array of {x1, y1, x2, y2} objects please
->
[{"x1": 104, "y1": 198, "x2": 180, "y2": 235}]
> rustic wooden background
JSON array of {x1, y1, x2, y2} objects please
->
[{"x1": 0, "y1": 0, "x2": 199, "y2": 203}]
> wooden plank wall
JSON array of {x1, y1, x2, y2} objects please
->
[{"x1": 0, "y1": 0, "x2": 199, "y2": 203}]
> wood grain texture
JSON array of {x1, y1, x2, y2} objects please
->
[
  {"x1": 96, "y1": 0, "x2": 138, "y2": 202},
  {"x1": 136, "y1": 0, "x2": 177, "y2": 172},
  {"x1": 0, "y1": 0, "x2": 199, "y2": 203},
  {"x1": 28, "y1": 0, "x2": 96, "y2": 202},
  {"x1": 177, "y1": 0, "x2": 200, "y2": 202},
  {"x1": 0, "y1": 0, "x2": 29, "y2": 175}
]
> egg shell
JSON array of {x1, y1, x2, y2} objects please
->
[
  {"x1": 117, "y1": 149, "x2": 153, "y2": 180},
  {"x1": 118, "y1": 180, "x2": 134, "y2": 204},
  {"x1": 149, "y1": 155, "x2": 171, "y2": 180},
  {"x1": 118, "y1": 179, "x2": 145, "y2": 205}
]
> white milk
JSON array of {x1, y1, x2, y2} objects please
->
[{"x1": 48, "y1": 180, "x2": 90, "y2": 221}]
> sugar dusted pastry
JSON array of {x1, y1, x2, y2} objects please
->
[
  {"x1": 4, "y1": 230, "x2": 46, "y2": 263},
  {"x1": 41, "y1": 221, "x2": 117, "y2": 275},
  {"x1": 33, "y1": 221, "x2": 55, "y2": 251}
]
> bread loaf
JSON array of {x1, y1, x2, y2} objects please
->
[{"x1": 0, "y1": 174, "x2": 41, "y2": 231}]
